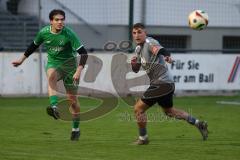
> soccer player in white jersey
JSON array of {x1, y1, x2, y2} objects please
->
[{"x1": 131, "y1": 23, "x2": 208, "y2": 145}]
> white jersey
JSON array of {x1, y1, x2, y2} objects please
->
[{"x1": 135, "y1": 37, "x2": 173, "y2": 84}]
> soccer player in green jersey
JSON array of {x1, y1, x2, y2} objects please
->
[
  {"x1": 131, "y1": 23, "x2": 208, "y2": 145},
  {"x1": 12, "y1": 9, "x2": 88, "y2": 141}
]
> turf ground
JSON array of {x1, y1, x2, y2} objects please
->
[{"x1": 0, "y1": 96, "x2": 240, "y2": 160}]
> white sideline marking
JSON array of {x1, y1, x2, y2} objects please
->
[{"x1": 216, "y1": 101, "x2": 240, "y2": 105}]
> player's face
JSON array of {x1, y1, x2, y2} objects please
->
[
  {"x1": 50, "y1": 14, "x2": 65, "y2": 33},
  {"x1": 132, "y1": 28, "x2": 147, "y2": 45}
]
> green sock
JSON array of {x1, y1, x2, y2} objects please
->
[
  {"x1": 49, "y1": 95, "x2": 58, "y2": 107},
  {"x1": 72, "y1": 117, "x2": 80, "y2": 129}
]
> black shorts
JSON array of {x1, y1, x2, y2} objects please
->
[{"x1": 141, "y1": 83, "x2": 175, "y2": 108}]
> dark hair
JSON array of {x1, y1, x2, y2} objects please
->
[
  {"x1": 49, "y1": 9, "x2": 65, "y2": 20},
  {"x1": 133, "y1": 23, "x2": 145, "y2": 30}
]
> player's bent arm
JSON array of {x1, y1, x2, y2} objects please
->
[
  {"x1": 12, "y1": 42, "x2": 40, "y2": 67},
  {"x1": 131, "y1": 56, "x2": 141, "y2": 73},
  {"x1": 158, "y1": 48, "x2": 174, "y2": 64},
  {"x1": 77, "y1": 46, "x2": 88, "y2": 68},
  {"x1": 72, "y1": 47, "x2": 88, "y2": 82},
  {"x1": 158, "y1": 48, "x2": 170, "y2": 57}
]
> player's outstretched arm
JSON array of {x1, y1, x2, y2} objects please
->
[
  {"x1": 12, "y1": 42, "x2": 40, "y2": 67},
  {"x1": 12, "y1": 54, "x2": 27, "y2": 67}
]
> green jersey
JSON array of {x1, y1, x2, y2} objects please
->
[
  {"x1": 34, "y1": 25, "x2": 83, "y2": 65},
  {"x1": 34, "y1": 25, "x2": 83, "y2": 91}
]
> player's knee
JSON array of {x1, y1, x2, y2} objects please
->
[
  {"x1": 134, "y1": 106, "x2": 144, "y2": 115},
  {"x1": 48, "y1": 74, "x2": 57, "y2": 82},
  {"x1": 68, "y1": 96, "x2": 78, "y2": 107},
  {"x1": 71, "y1": 101, "x2": 78, "y2": 108},
  {"x1": 164, "y1": 108, "x2": 174, "y2": 117},
  {"x1": 71, "y1": 102, "x2": 79, "y2": 109},
  {"x1": 68, "y1": 94, "x2": 76, "y2": 99}
]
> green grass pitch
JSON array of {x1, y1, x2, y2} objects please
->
[{"x1": 0, "y1": 96, "x2": 240, "y2": 160}]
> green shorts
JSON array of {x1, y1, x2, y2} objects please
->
[{"x1": 46, "y1": 61, "x2": 78, "y2": 94}]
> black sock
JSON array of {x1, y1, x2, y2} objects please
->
[
  {"x1": 187, "y1": 116, "x2": 197, "y2": 125},
  {"x1": 139, "y1": 128, "x2": 147, "y2": 136}
]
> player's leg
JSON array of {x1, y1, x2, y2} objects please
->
[
  {"x1": 159, "y1": 92, "x2": 208, "y2": 140},
  {"x1": 134, "y1": 85, "x2": 160, "y2": 145},
  {"x1": 134, "y1": 99, "x2": 152, "y2": 145},
  {"x1": 163, "y1": 107, "x2": 208, "y2": 140},
  {"x1": 163, "y1": 107, "x2": 198, "y2": 123},
  {"x1": 67, "y1": 92, "x2": 81, "y2": 141},
  {"x1": 63, "y1": 68, "x2": 81, "y2": 141},
  {"x1": 47, "y1": 68, "x2": 58, "y2": 105},
  {"x1": 46, "y1": 68, "x2": 60, "y2": 119}
]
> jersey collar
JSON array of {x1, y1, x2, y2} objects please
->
[{"x1": 50, "y1": 26, "x2": 63, "y2": 35}]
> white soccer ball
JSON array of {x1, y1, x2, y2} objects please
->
[{"x1": 188, "y1": 10, "x2": 209, "y2": 30}]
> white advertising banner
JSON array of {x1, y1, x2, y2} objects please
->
[
  {"x1": 0, "y1": 53, "x2": 41, "y2": 95},
  {"x1": 0, "y1": 53, "x2": 239, "y2": 95},
  {"x1": 168, "y1": 54, "x2": 240, "y2": 90}
]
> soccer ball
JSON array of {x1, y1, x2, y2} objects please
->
[{"x1": 188, "y1": 10, "x2": 209, "y2": 30}]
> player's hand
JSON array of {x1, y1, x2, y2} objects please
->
[
  {"x1": 131, "y1": 56, "x2": 141, "y2": 73},
  {"x1": 131, "y1": 56, "x2": 137, "y2": 64},
  {"x1": 12, "y1": 59, "x2": 23, "y2": 67},
  {"x1": 73, "y1": 66, "x2": 83, "y2": 85},
  {"x1": 12, "y1": 55, "x2": 27, "y2": 67},
  {"x1": 164, "y1": 56, "x2": 174, "y2": 64}
]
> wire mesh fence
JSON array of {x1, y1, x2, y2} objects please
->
[{"x1": 0, "y1": 0, "x2": 240, "y2": 52}]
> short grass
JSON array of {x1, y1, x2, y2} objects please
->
[{"x1": 0, "y1": 96, "x2": 240, "y2": 160}]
